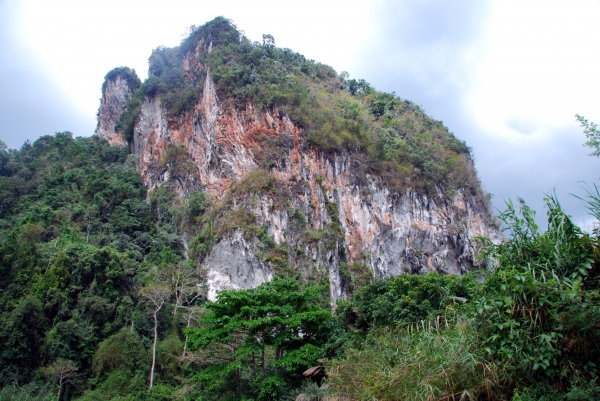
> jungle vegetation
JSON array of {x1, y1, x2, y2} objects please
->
[
  {"x1": 1, "y1": 16, "x2": 599, "y2": 401},
  {"x1": 1, "y1": 131, "x2": 599, "y2": 400}
]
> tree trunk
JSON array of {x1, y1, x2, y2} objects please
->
[
  {"x1": 150, "y1": 311, "x2": 158, "y2": 388},
  {"x1": 261, "y1": 332, "x2": 265, "y2": 378},
  {"x1": 173, "y1": 290, "x2": 180, "y2": 316},
  {"x1": 181, "y1": 310, "x2": 192, "y2": 360},
  {"x1": 140, "y1": 284, "x2": 169, "y2": 389},
  {"x1": 275, "y1": 346, "x2": 283, "y2": 374}
]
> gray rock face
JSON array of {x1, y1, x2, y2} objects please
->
[
  {"x1": 96, "y1": 44, "x2": 501, "y2": 304},
  {"x1": 203, "y1": 232, "x2": 273, "y2": 301},
  {"x1": 96, "y1": 75, "x2": 135, "y2": 146}
]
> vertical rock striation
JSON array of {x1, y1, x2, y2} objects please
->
[{"x1": 96, "y1": 27, "x2": 500, "y2": 303}]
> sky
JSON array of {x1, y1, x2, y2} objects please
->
[{"x1": 1, "y1": 0, "x2": 600, "y2": 229}]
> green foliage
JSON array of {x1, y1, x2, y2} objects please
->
[
  {"x1": 335, "y1": 272, "x2": 476, "y2": 332},
  {"x1": 187, "y1": 278, "x2": 332, "y2": 400},
  {"x1": 262, "y1": 244, "x2": 292, "y2": 277},
  {"x1": 186, "y1": 191, "x2": 209, "y2": 221},
  {"x1": 0, "y1": 133, "x2": 188, "y2": 398},
  {"x1": 0, "y1": 297, "x2": 46, "y2": 384},
  {"x1": 93, "y1": 329, "x2": 145, "y2": 377},
  {"x1": 102, "y1": 67, "x2": 141, "y2": 95},
  {"x1": 340, "y1": 261, "x2": 373, "y2": 293},
  {"x1": 327, "y1": 317, "x2": 503, "y2": 401},
  {"x1": 304, "y1": 183, "x2": 344, "y2": 262},
  {"x1": 577, "y1": 114, "x2": 600, "y2": 157},
  {"x1": 288, "y1": 207, "x2": 306, "y2": 229},
  {"x1": 146, "y1": 185, "x2": 187, "y2": 257},
  {"x1": 212, "y1": 206, "x2": 257, "y2": 240},
  {"x1": 475, "y1": 196, "x2": 600, "y2": 394},
  {"x1": 114, "y1": 95, "x2": 142, "y2": 143},
  {"x1": 345, "y1": 78, "x2": 374, "y2": 97},
  {"x1": 0, "y1": 383, "x2": 53, "y2": 400},
  {"x1": 250, "y1": 130, "x2": 295, "y2": 170},
  {"x1": 156, "y1": 334, "x2": 182, "y2": 378},
  {"x1": 255, "y1": 223, "x2": 294, "y2": 277},
  {"x1": 158, "y1": 145, "x2": 195, "y2": 179},
  {"x1": 103, "y1": 68, "x2": 143, "y2": 144},
  {"x1": 139, "y1": 18, "x2": 240, "y2": 118},
  {"x1": 179, "y1": 16, "x2": 241, "y2": 54},
  {"x1": 145, "y1": 44, "x2": 201, "y2": 116},
  {"x1": 225, "y1": 169, "x2": 289, "y2": 208}
]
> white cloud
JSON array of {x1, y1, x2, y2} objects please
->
[
  {"x1": 468, "y1": 0, "x2": 600, "y2": 137},
  {"x1": 15, "y1": 0, "x2": 379, "y2": 124}
]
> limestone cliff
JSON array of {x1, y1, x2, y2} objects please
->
[
  {"x1": 97, "y1": 18, "x2": 500, "y2": 303},
  {"x1": 96, "y1": 67, "x2": 140, "y2": 146}
]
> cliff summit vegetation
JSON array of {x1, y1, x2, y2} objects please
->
[{"x1": 111, "y1": 16, "x2": 480, "y2": 198}]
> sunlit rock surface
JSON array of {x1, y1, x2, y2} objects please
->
[{"x1": 97, "y1": 39, "x2": 500, "y2": 303}]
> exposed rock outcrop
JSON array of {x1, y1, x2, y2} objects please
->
[
  {"x1": 203, "y1": 232, "x2": 273, "y2": 301},
  {"x1": 97, "y1": 33, "x2": 500, "y2": 304},
  {"x1": 96, "y1": 72, "x2": 137, "y2": 146}
]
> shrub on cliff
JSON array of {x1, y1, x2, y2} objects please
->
[{"x1": 101, "y1": 66, "x2": 141, "y2": 95}]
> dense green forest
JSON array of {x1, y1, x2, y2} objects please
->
[
  {"x1": 1, "y1": 132, "x2": 599, "y2": 400},
  {"x1": 1, "y1": 16, "x2": 600, "y2": 401}
]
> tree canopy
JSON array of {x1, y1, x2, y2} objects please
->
[{"x1": 187, "y1": 277, "x2": 331, "y2": 400}]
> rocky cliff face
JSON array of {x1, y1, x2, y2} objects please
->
[
  {"x1": 97, "y1": 28, "x2": 500, "y2": 304},
  {"x1": 96, "y1": 74, "x2": 136, "y2": 146}
]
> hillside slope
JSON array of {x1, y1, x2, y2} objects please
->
[{"x1": 97, "y1": 17, "x2": 499, "y2": 302}]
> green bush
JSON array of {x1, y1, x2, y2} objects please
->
[
  {"x1": 114, "y1": 95, "x2": 142, "y2": 143},
  {"x1": 327, "y1": 318, "x2": 504, "y2": 401},
  {"x1": 102, "y1": 67, "x2": 141, "y2": 95},
  {"x1": 337, "y1": 272, "x2": 477, "y2": 330},
  {"x1": 475, "y1": 196, "x2": 600, "y2": 394},
  {"x1": 93, "y1": 329, "x2": 145, "y2": 376}
]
